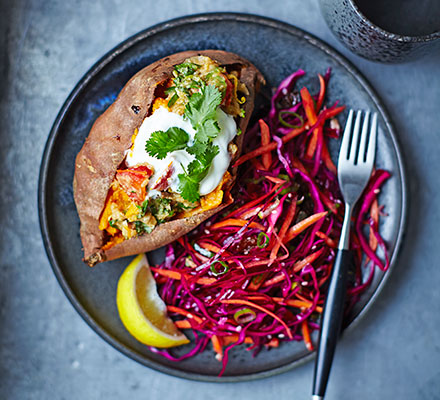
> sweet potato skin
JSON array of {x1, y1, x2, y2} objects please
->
[{"x1": 73, "y1": 50, "x2": 265, "y2": 266}]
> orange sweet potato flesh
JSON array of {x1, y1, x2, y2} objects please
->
[{"x1": 73, "y1": 50, "x2": 265, "y2": 266}]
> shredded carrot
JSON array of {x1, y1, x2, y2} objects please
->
[
  {"x1": 321, "y1": 105, "x2": 345, "y2": 120},
  {"x1": 245, "y1": 259, "x2": 273, "y2": 268},
  {"x1": 240, "y1": 207, "x2": 262, "y2": 220},
  {"x1": 211, "y1": 335, "x2": 223, "y2": 361},
  {"x1": 292, "y1": 248, "x2": 325, "y2": 272},
  {"x1": 322, "y1": 141, "x2": 337, "y2": 174},
  {"x1": 259, "y1": 119, "x2": 272, "y2": 170},
  {"x1": 151, "y1": 268, "x2": 182, "y2": 280},
  {"x1": 369, "y1": 198, "x2": 379, "y2": 251},
  {"x1": 295, "y1": 292, "x2": 314, "y2": 303},
  {"x1": 301, "y1": 321, "x2": 314, "y2": 351},
  {"x1": 245, "y1": 294, "x2": 271, "y2": 302},
  {"x1": 269, "y1": 196, "x2": 297, "y2": 259},
  {"x1": 306, "y1": 125, "x2": 323, "y2": 160},
  {"x1": 230, "y1": 183, "x2": 283, "y2": 218},
  {"x1": 222, "y1": 335, "x2": 253, "y2": 346},
  {"x1": 272, "y1": 297, "x2": 323, "y2": 313},
  {"x1": 211, "y1": 218, "x2": 265, "y2": 231},
  {"x1": 246, "y1": 295, "x2": 322, "y2": 313},
  {"x1": 167, "y1": 305, "x2": 204, "y2": 324},
  {"x1": 233, "y1": 126, "x2": 306, "y2": 167},
  {"x1": 151, "y1": 267, "x2": 216, "y2": 285},
  {"x1": 262, "y1": 248, "x2": 325, "y2": 287},
  {"x1": 284, "y1": 211, "x2": 327, "y2": 243},
  {"x1": 316, "y1": 231, "x2": 338, "y2": 248},
  {"x1": 174, "y1": 319, "x2": 192, "y2": 329},
  {"x1": 193, "y1": 252, "x2": 210, "y2": 263},
  {"x1": 221, "y1": 335, "x2": 282, "y2": 347},
  {"x1": 265, "y1": 175, "x2": 287, "y2": 184},
  {"x1": 198, "y1": 242, "x2": 222, "y2": 254},
  {"x1": 266, "y1": 338, "x2": 280, "y2": 347},
  {"x1": 300, "y1": 87, "x2": 321, "y2": 159},
  {"x1": 316, "y1": 73, "x2": 326, "y2": 111},
  {"x1": 300, "y1": 87, "x2": 318, "y2": 125},
  {"x1": 220, "y1": 299, "x2": 293, "y2": 339}
]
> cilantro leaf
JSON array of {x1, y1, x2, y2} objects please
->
[
  {"x1": 186, "y1": 140, "x2": 208, "y2": 156},
  {"x1": 195, "y1": 118, "x2": 220, "y2": 144},
  {"x1": 145, "y1": 127, "x2": 189, "y2": 159},
  {"x1": 198, "y1": 144, "x2": 219, "y2": 168},
  {"x1": 178, "y1": 173, "x2": 200, "y2": 203},
  {"x1": 185, "y1": 84, "x2": 222, "y2": 135},
  {"x1": 178, "y1": 145, "x2": 219, "y2": 202}
]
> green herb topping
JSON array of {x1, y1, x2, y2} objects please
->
[
  {"x1": 145, "y1": 127, "x2": 189, "y2": 159},
  {"x1": 145, "y1": 80, "x2": 224, "y2": 203}
]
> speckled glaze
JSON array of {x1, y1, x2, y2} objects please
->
[{"x1": 320, "y1": 0, "x2": 440, "y2": 63}]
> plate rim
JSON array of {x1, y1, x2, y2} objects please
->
[{"x1": 38, "y1": 12, "x2": 408, "y2": 382}]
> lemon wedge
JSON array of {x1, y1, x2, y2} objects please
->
[{"x1": 116, "y1": 253, "x2": 189, "y2": 348}]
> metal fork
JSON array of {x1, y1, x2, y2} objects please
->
[{"x1": 312, "y1": 110, "x2": 378, "y2": 400}]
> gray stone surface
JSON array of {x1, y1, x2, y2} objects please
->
[{"x1": 0, "y1": 0, "x2": 439, "y2": 399}]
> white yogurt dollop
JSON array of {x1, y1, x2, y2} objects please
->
[{"x1": 125, "y1": 107, "x2": 237, "y2": 197}]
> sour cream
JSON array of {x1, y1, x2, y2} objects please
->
[{"x1": 125, "y1": 106, "x2": 237, "y2": 197}]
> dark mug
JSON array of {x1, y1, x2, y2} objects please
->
[{"x1": 320, "y1": 0, "x2": 440, "y2": 63}]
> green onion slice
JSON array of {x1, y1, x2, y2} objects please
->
[
  {"x1": 257, "y1": 232, "x2": 269, "y2": 249},
  {"x1": 167, "y1": 93, "x2": 179, "y2": 107},
  {"x1": 194, "y1": 243, "x2": 214, "y2": 258},
  {"x1": 210, "y1": 261, "x2": 229, "y2": 277},
  {"x1": 252, "y1": 274, "x2": 264, "y2": 285},
  {"x1": 278, "y1": 111, "x2": 304, "y2": 129},
  {"x1": 234, "y1": 308, "x2": 257, "y2": 324}
]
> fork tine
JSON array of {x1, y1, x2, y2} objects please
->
[
  {"x1": 366, "y1": 112, "x2": 378, "y2": 166},
  {"x1": 349, "y1": 110, "x2": 363, "y2": 162},
  {"x1": 358, "y1": 111, "x2": 370, "y2": 164},
  {"x1": 339, "y1": 109, "x2": 354, "y2": 161}
]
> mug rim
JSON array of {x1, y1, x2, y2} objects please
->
[{"x1": 349, "y1": 0, "x2": 440, "y2": 42}]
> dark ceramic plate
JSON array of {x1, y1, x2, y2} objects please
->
[{"x1": 38, "y1": 13, "x2": 407, "y2": 382}]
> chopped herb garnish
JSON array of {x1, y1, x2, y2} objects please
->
[
  {"x1": 109, "y1": 219, "x2": 118, "y2": 228},
  {"x1": 167, "y1": 93, "x2": 179, "y2": 107},
  {"x1": 164, "y1": 86, "x2": 176, "y2": 95},
  {"x1": 136, "y1": 199, "x2": 149, "y2": 218},
  {"x1": 176, "y1": 202, "x2": 195, "y2": 211},
  {"x1": 178, "y1": 145, "x2": 219, "y2": 202},
  {"x1": 148, "y1": 197, "x2": 174, "y2": 223},
  {"x1": 175, "y1": 62, "x2": 200, "y2": 77},
  {"x1": 184, "y1": 84, "x2": 222, "y2": 144},
  {"x1": 134, "y1": 221, "x2": 153, "y2": 235},
  {"x1": 146, "y1": 61, "x2": 230, "y2": 203},
  {"x1": 145, "y1": 127, "x2": 189, "y2": 159}
]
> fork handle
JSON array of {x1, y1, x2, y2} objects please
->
[{"x1": 312, "y1": 249, "x2": 353, "y2": 399}]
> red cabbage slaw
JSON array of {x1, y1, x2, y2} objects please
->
[{"x1": 149, "y1": 69, "x2": 390, "y2": 375}]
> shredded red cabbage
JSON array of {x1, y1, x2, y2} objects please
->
[{"x1": 150, "y1": 69, "x2": 390, "y2": 375}]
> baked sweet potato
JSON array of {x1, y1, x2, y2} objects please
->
[{"x1": 73, "y1": 50, "x2": 265, "y2": 266}]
